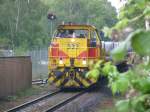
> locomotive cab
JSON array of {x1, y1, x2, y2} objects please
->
[{"x1": 48, "y1": 24, "x2": 104, "y2": 88}]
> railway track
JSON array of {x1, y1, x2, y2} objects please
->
[
  {"x1": 45, "y1": 91, "x2": 86, "y2": 112},
  {"x1": 6, "y1": 90, "x2": 61, "y2": 112},
  {"x1": 6, "y1": 89, "x2": 86, "y2": 112},
  {"x1": 32, "y1": 79, "x2": 48, "y2": 85}
]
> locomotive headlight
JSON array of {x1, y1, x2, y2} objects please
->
[
  {"x1": 82, "y1": 60, "x2": 87, "y2": 65},
  {"x1": 59, "y1": 58, "x2": 63, "y2": 64},
  {"x1": 71, "y1": 38, "x2": 75, "y2": 42}
]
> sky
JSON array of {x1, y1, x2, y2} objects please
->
[{"x1": 107, "y1": 0, "x2": 124, "y2": 11}]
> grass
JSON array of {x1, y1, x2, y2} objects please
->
[
  {"x1": 99, "y1": 108, "x2": 117, "y2": 112},
  {"x1": 5, "y1": 85, "x2": 49, "y2": 101},
  {"x1": 32, "y1": 73, "x2": 48, "y2": 80},
  {"x1": 32, "y1": 64, "x2": 48, "y2": 80}
]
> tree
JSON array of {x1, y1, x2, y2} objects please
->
[
  {"x1": 0, "y1": 0, "x2": 49, "y2": 50},
  {"x1": 0, "y1": 0, "x2": 117, "y2": 51},
  {"x1": 87, "y1": 0, "x2": 150, "y2": 111},
  {"x1": 42, "y1": 0, "x2": 117, "y2": 29}
]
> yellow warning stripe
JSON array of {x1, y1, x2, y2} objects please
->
[
  {"x1": 76, "y1": 73, "x2": 90, "y2": 87},
  {"x1": 48, "y1": 71, "x2": 97, "y2": 88}
]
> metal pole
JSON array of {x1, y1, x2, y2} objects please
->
[{"x1": 51, "y1": 21, "x2": 53, "y2": 37}]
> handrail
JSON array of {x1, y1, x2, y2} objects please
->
[
  {"x1": 48, "y1": 46, "x2": 100, "y2": 49},
  {"x1": 48, "y1": 46, "x2": 99, "y2": 59}
]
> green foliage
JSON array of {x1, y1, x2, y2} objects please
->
[
  {"x1": 0, "y1": 0, "x2": 49, "y2": 50},
  {"x1": 111, "y1": 42, "x2": 126, "y2": 61},
  {"x1": 144, "y1": 6, "x2": 150, "y2": 17},
  {"x1": 131, "y1": 30, "x2": 150, "y2": 55},
  {"x1": 108, "y1": 28, "x2": 150, "y2": 110},
  {"x1": 114, "y1": 75, "x2": 129, "y2": 93},
  {"x1": 43, "y1": 0, "x2": 117, "y2": 29},
  {"x1": 132, "y1": 77, "x2": 150, "y2": 94},
  {"x1": 0, "y1": 37, "x2": 10, "y2": 48},
  {"x1": 86, "y1": 60, "x2": 104, "y2": 80},
  {"x1": 14, "y1": 46, "x2": 28, "y2": 56},
  {"x1": 116, "y1": 99, "x2": 130, "y2": 112},
  {"x1": 86, "y1": 69, "x2": 100, "y2": 80},
  {"x1": 94, "y1": 60, "x2": 103, "y2": 70},
  {"x1": 114, "y1": 18, "x2": 129, "y2": 30},
  {"x1": 115, "y1": 94, "x2": 150, "y2": 112},
  {"x1": 102, "y1": 26, "x2": 112, "y2": 38},
  {"x1": 0, "y1": 0, "x2": 117, "y2": 51},
  {"x1": 131, "y1": 95, "x2": 150, "y2": 112},
  {"x1": 88, "y1": 0, "x2": 150, "y2": 112},
  {"x1": 116, "y1": 0, "x2": 149, "y2": 30},
  {"x1": 109, "y1": 0, "x2": 150, "y2": 111},
  {"x1": 102, "y1": 62, "x2": 118, "y2": 76},
  {"x1": 101, "y1": 62, "x2": 130, "y2": 94}
]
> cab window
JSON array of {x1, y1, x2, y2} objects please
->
[
  {"x1": 90, "y1": 30, "x2": 100, "y2": 47},
  {"x1": 56, "y1": 29, "x2": 89, "y2": 38}
]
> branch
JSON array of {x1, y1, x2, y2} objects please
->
[{"x1": 129, "y1": 14, "x2": 144, "y2": 23}]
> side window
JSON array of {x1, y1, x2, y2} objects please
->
[
  {"x1": 91, "y1": 31, "x2": 97, "y2": 39},
  {"x1": 90, "y1": 30, "x2": 101, "y2": 47},
  {"x1": 90, "y1": 31, "x2": 97, "y2": 47},
  {"x1": 91, "y1": 31, "x2": 100, "y2": 42}
]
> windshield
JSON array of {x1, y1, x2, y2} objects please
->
[{"x1": 55, "y1": 29, "x2": 89, "y2": 38}]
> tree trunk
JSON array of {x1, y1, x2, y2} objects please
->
[
  {"x1": 15, "y1": 0, "x2": 20, "y2": 33},
  {"x1": 145, "y1": 18, "x2": 150, "y2": 30},
  {"x1": 9, "y1": 19, "x2": 15, "y2": 53},
  {"x1": 28, "y1": 0, "x2": 30, "y2": 4},
  {"x1": 145, "y1": 18, "x2": 150, "y2": 64}
]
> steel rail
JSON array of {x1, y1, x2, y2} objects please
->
[
  {"x1": 6, "y1": 90, "x2": 61, "y2": 112},
  {"x1": 45, "y1": 90, "x2": 86, "y2": 112},
  {"x1": 32, "y1": 79, "x2": 43, "y2": 82},
  {"x1": 32, "y1": 79, "x2": 48, "y2": 85}
]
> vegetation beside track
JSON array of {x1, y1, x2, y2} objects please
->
[
  {"x1": 4, "y1": 85, "x2": 52, "y2": 101},
  {"x1": 87, "y1": 0, "x2": 150, "y2": 112},
  {"x1": 0, "y1": 85, "x2": 58, "y2": 111}
]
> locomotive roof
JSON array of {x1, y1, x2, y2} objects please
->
[{"x1": 57, "y1": 24, "x2": 97, "y2": 30}]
